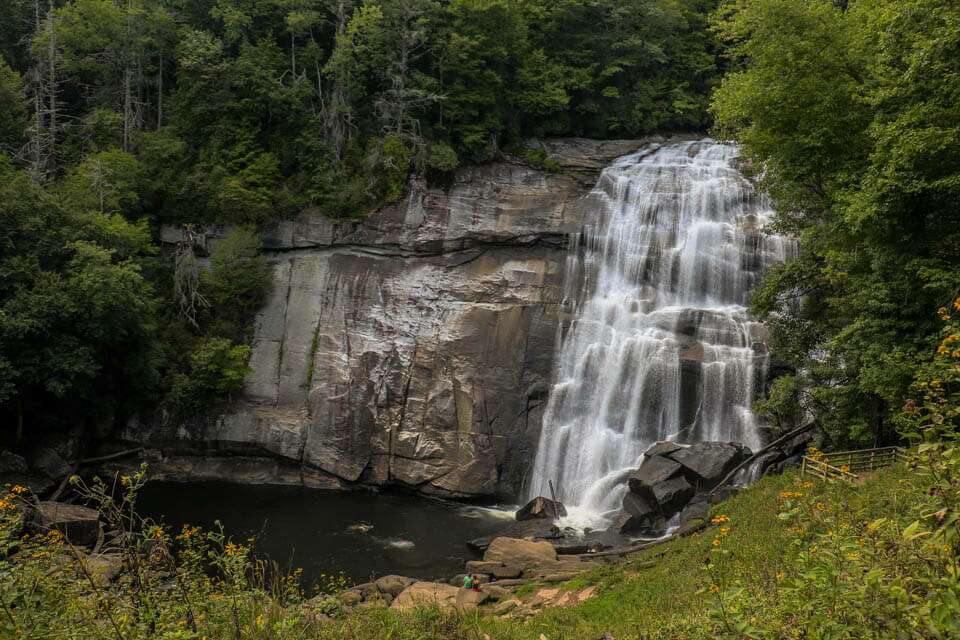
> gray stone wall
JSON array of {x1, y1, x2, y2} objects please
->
[{"x1": 124, "y1": 137, "x2": 682, "y2": 499}]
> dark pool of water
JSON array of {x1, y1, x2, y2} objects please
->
[{"x1": 137, "y1": 481, "x2": 512, "y2": 585}]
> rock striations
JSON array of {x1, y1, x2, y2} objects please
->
[{"x1": 121, "y1": 137, "x2": 691, "y2": 498}]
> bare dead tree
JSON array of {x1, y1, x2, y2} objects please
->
[
  {"x1": 24, "y1": 0, "x2": 55, "y2": 180},
  {"x1": 324, "y1": 0, "x2": 353, "y2": 160},
  {"x1": 46, "y1": 0, "x2": 57, "y2": 168},
  {"x1": 173, "y1": 226, "x2": 209, "y2": 328}
]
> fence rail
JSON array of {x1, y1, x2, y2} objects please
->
[{"x1": 801, "y1": 446, "x2": 907, "y2": 483}]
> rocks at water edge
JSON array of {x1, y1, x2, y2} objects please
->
[
  {"x1": 484, "y1": 537, "x2": 557, "y2": 570},
  {"x1": 390, "y1": 582, "x2": 468, "y2": 612},
  {"x1": 473, "y1": 537, "x2": 594, "y2": 581},
  {"x1": 516, "y1": 496, "x2": 567, "y2": 521},
  {"x1": 374, "y1": 574, "x2": 416, "y2": 597},
  {"x1": 34, "y1": 501, "x2": 101, "y2": 546},
  {"x1": 467, "y1": 519, "x2": 562, "y2": 553}
]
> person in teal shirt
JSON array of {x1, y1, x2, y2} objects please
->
[{"x1": 463, "y1": 574, "x2": 474, "y2": 590}]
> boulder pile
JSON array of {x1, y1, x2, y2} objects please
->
[{"x1": 614, "y1": 441, "x2": 751, "y2": 536}]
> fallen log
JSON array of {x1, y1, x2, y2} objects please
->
[{"x1": 49, "y1": 448, "x2": 145, "y2": 502}]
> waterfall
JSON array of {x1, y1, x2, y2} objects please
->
[{"x1": 527, "y1": 140, "x2": 794, "y2": 526}]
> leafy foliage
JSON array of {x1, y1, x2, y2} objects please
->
[
  {"x1": 713, "y1": 0, "x2": 960, "y2": 448},
  {"x1": 0, "y1": 0, "x2": 723, "y2": 439}
]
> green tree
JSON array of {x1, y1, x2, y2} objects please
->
[
  {"x1": 714, "y1": 0, "x2": 960, "y2": 448},
  {"x1": 0, "y1": 162, "x2": 159, "y2": 439},
  {"x1": 0, "y1": 59, "x2": 26, "y2": 156},
  {"x1": 167, "y1": 337, "x2": 252, "y2": 414},
  {"x1": 204, "y1": 226, "x2": 271, "y2": 339}
]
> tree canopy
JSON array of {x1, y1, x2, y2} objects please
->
[
  {"x1": 712, "y1": 0, "x2": 960, "y2": 448},
  {"x1": 0, "y1": 0, "x2": 721, "y2": 441}
]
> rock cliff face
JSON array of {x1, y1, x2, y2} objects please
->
[{"x1": 122, "y1": 137, "x2": 684, "y2": 499}]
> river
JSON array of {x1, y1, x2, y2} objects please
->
[{"x1": 138, "y1": 481, "x2": 512, "y2": 585}]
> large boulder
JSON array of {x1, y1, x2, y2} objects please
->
[
  {"x1": 374, "y1": 575, "x2": 416, "y2": 597},
  {"x1": 516, "y1": 496, "x2": 566, "y2": 521},
  {"x1": 627, "y1": 455, "x2": 683, "y2": 494},
  {"x1": 668, "y1": 442, "x2": 751, "y2": 490},
  {"x1": 483, "y1": 537, "x2": 557, "y2": 571},
  {"x1": 622, "y1": 491, "x2": 658, "y2": 522},
  {"x1": 467, "y1": 519, "x2": 562, "y2": 553},
  {"x1": 390, "y1": 581, "x2": 461, "y2": 612},
  {"x1": 455, "y1": 588, "x2": 491, "y2": 609},
  {"x1": 619, "y1": 493, "x2": 665, "y2": 535},
  {"x1": 643, "y1": 441, "x2": 684, "y2": 459},
  {"x1": 34, "y1": 502, "x2": 100, "y2": 546},
  {"x1": 646, "y1": 475, "x2": 694, "y2": 513},
  {"x1": 464, "y1": 560, "x2": 523, "y2": 579}
]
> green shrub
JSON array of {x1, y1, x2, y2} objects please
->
[{"x1": 168, "y1": 337, "x2": 251, "y2": 414}]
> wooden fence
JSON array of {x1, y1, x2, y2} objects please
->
[{"x1": 801, "y1": 446, "x2": 907, "y2": 482}]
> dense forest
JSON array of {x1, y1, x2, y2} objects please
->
[
  {"x1": 1, "y1": 0, "x2": 959, "y2": 457},
  {"x1": 0, "y1": 0, "x2": 720, "y2": 438}
]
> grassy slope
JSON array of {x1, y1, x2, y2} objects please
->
[{"x1": 314, "y1": 465, "x2": 920, "y2": 640}]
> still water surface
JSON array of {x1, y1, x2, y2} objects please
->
[{"x1": 138, "y1": 481, "x2": 511, "y2": 585}]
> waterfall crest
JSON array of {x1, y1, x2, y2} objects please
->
[{"x1": 527, "y1": 140, "x2": 794, "y2": 525}]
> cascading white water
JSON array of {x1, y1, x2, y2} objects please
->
[{"x1": 527, "y1": 140, "x2": 794, "y2": 527}]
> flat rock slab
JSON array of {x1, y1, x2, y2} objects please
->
[
  {"x1": 391, "y1": 582, "x2": 487, "y2": 612},
  {"x1": 468, "y1": 520, "x2": 562, "y2": 553},
  {"x1": 35, "y1": 502, "x2": 100, "y2": 546},
  {"x1": 483, "y1": 537, "x2": 557, "y2": 570}
]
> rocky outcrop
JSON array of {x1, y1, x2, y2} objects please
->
[
  {"x1": 614, "y1": 441, "x2": 752, "y2": 536},
  {"x1": 121, "y1": 136, "x2": 696, "y2": 499}
]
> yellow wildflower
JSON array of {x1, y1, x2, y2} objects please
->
[
  {"x1": 10, "y1": 485, "x2": 28, "y2": 495},
  {"x1": 712, "y1": 538, "x2": 721, "y2": 547},
  {"x1": 815, "y1": 502, "x2": 826, "y2": 511},
  {"x1": 709, "y1": 584, "x2": 720, "y2": 593},
  {"x1": 775, "y1": 571, "x2": 785, "y2": 581},
  {"x1": 719, "y1": 527, "x2": 730, "y2": 536},
  {"x1": 711, "y1": 514, "x2": 730, "y2": 525}
]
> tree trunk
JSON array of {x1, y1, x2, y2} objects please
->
[
  {"x1": 123, "y1": 67, "x2": 132, "y2": 151},
  {"x1": 47, "y1": 0, "x2": 57, "y2": 170},
  {"x1": 157, "y1": 52, "x2": 163, "y2": 127}
]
